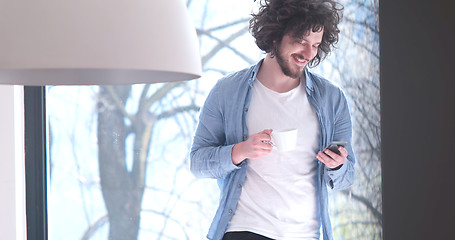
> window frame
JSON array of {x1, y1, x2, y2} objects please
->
[{"x1": 24, "y1": 86, "x2": 48, "y2": 240}]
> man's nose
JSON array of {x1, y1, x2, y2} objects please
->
[{"x1": 301, "y1": 45, "x2": 317, "y2": 60}]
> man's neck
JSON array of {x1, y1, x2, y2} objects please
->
[{"x1": 256, "y1": 54, "x2": 303, "y2": 93}]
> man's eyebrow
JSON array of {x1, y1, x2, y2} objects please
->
[{"x1": 297, "y1": 37, "x2": 322, "y2": 45}]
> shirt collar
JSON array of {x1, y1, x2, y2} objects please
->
[
  {"x1": 248, "y1": 59, "x2": 264, "y2": 87},
  {"x1": 304, "y1": 67, "x2": 315, "y2": 94}
]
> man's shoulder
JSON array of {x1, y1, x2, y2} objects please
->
[
  {"x1": 307, "y1": 70, "x2": 342, "y2": 93},
  {"x1": 218, "y1": 66, "x2": 253, "y2": 86},
  {"x1": 203, "y1": 65, "x2": 255, "y2": 107},
  {"x1": 211, "y1": 65, "x2": 254, "y2": 95},
  {"x1": 307, "y1": 71, "x2": 335, "y2": 87}
]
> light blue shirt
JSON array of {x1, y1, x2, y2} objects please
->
[{"x1": 190, "y1": 59, "x2": 356, "y2": 240}]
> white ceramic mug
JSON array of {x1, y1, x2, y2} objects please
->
[{"x1": 271, "y1": 128, "x2": 298, "y2": 152}]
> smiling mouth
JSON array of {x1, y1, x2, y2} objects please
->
[{"x1": 293, "y1": 54, "x2": 308, "y2": 64}]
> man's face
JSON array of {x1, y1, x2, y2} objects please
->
[{"x1": 274, "y1": 29, "x2": 324, "y2": 79}]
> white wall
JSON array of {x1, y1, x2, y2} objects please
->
[{"x1": 0, "y1": 85, "x2": 26, "y2": 240}]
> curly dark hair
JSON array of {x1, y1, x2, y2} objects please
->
[{"x1": 250, "y1": 0, "x2": 343, "y2": 67}]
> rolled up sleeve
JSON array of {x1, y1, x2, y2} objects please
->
[
  {"x1": 324, "y1": 90, "x2": 356, "y2": 190},
  {"x1": 190, "y1": 83, "x2": 240, "y2": 179}
]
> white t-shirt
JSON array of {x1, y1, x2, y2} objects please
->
[{"x1": 226, "y1": 77, "x2": 321, "y2": 239}]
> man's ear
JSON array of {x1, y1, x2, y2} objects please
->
[{"x1": 269, "y1": 40, "x2": 278, "y2": 58}]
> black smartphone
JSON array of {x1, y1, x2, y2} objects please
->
[{"x1": 324, "y1": 141, "x2": 347, "y2": 155}]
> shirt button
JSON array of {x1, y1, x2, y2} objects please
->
[
  {"x1": 244, "y1": 107, "x2": 248, "y2": 112},
  {"x1": 237, "y1": 184, "x2": 242, "y2": 189},
  {"x1": 243, "y1": 135, "x2": 247, "y2": 140},
  {"x1": 228, "y1": 209, "x2": 233, "y2": 214}
]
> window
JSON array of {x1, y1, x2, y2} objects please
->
[{"x1": 26, "y1": 0, "x2": 381, "y2": 239}]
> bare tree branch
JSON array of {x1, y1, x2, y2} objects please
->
[
  {"x1": 202, "y1": 18, "x2": 250, "y2": 32},
  {"x1": 201, "y1": 26, "x2": 250, "y2": 65},
  {"x1": 81, "y1": 214, "x2": 109, "y2": 240},
  {"x1": 144, "y1": 82, "x2": 185, "y2": 111},
  {"x1": 204, "y1": 68, "x2": 229, "y2": 75},
  {"x1": 69, "y1": 107, "x2": 91, "y2": 225},
  {"x1": 138, "y1": 84, "x2": 151, "y2": 113},
  {"x1": 334, "y1": 220, "x2": 382, "y2": 228},
  {"x1": 341, "y1": 190, "x2": 382, "y2": 224},
  {"x1": 343, "y1": 17, "x2": 379, "y2": 33},
  {"x1": 106, "y1": 86, "x2": 134, "y2": 122},
  {"x1": 140, "y1": 209, "x2": 191, "y2": 240},
  {"x1": 339, "y1": 32, "x2": 379, "y2": 59},
  {"x1": 157, "y1": 105, "x2": 200, "y2": 120},
  {"x1": 198, "y1": 28, "x2": 256, "y2": 65}
]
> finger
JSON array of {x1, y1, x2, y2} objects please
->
[
  {"x1": 317, "y1": 151, "x2": 342, "y2": 168},
  {"x1": 317, "y1": 151, "x2": 333, "y2": 163},
  {"x1": 251, "y1": 132, "x2": 270, "y2": 143},
  {"x1": 316, "y1": 151, "x2": 336, "y2": 168},
  {"x1": 251, "y1": 142, "x2": 273, "y2": 158},
  {"x1": 259, "y1": 129, "x2": 272, "y2": 137},
  {"x1": 257, "y1": 132, "x2": 272, "y2": 142},
  {"x1": 338, "y1": 146, "x2": 349, "y2": 158},
  {"x1": 326, "y1": 148, "x2": 347, "y2": 167},
  {"x1": 257, "y1": 129, "x2": 271, "y2": 134},
  {"x1": 254, "y1": 137, "x2": 273, "y2": 150},
  {"x1": 259, "y1": 141, "x2": 273, "y2": 150},
  {"x1": 261, "y1": 140, "x2": 274, "y2": 148},
  {"x1": 323, "y1": 149, "x2": 338, "y2": 160},
  {"x1": 324, "y1": 149, "x2": 345, "y2": 165},
  {"x1": 263, "y1": 129, "x2": 273, "y2": 135}
]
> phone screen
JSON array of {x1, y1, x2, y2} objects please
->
[{"x1": 325, "y1": 141, "x2": 347, "y2": 155}]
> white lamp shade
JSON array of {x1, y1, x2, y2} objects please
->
[{"x1": 0, "y1": 0, "x2": 202, "y2": 85}]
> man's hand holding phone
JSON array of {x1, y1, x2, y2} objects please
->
[{"x1": 316, "y1": 141, "x2": 348, "y2": 170}]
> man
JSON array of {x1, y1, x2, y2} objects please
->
[{"x1": 190, "y1": 0, "x2": 355, "y2": 239}]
